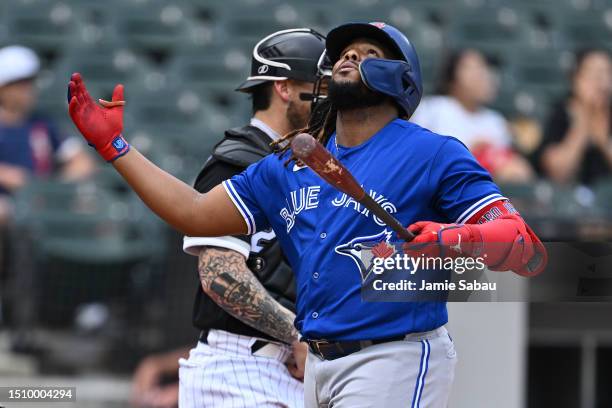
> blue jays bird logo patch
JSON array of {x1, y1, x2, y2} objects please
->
[{"x1": 335, "y1": 229, "x2": 393, "y2": 282}]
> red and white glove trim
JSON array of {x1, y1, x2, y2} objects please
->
[{"x1": 405, "y1": 200, "x2": 547, "y2": 277}]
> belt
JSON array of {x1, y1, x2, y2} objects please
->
[
  {"x1": 306, "y1": 335, "x2": 406, "y2": 361},
  {"x1": 199, "y1": 329, "x2": 278, "y2": 358}
]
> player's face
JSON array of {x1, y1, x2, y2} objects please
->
[
  {"x1": 332, "y1": 39, "x2": 390, "y2": 84},
  {"x1": 286, "y1": 80, "x2": 318, "y2": 130},
  {"x1": 328, "y1": 39, "x2": 392, "y2": 111}
]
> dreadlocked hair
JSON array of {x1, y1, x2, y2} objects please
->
[{"x1": 270, "y1": 98, "x2": 338, "y2": 166}]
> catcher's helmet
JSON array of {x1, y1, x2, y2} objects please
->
[
  {"x1": 325, "y1": 22, "x2": 423, "y2": 118},
  {"x1": 236, "y1": 28, "x2": 326, "y2": 92}
]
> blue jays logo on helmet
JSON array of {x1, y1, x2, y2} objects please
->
[
  {"x1": 334, "y1": 229, "x2": 393, "y2": 282},
  {"x1": 325, "y1": 21, "x2": 423, "y2": 118},
  {"x1": 370, "y1": 22, "x2": 386, "y2": 29}
]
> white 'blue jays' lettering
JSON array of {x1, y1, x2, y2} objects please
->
[
  {"x1": 280, "y1": 186, "x2": 320, "y2": 233},
  {"x1": 332, "y1": 190, "x2": 398, "y2": 226}
]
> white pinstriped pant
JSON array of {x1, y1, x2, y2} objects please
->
[{"x1": 178, "y1": 329, "x2": 304, "y2": 408}]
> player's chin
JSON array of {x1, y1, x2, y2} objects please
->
[{"x1": 332, "y1": 70, "x2": 361, "y2": 84}]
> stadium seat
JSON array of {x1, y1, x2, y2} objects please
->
[
  {"x1": 501, "y1": 182, "x2": 601, "y2": 223},
  {"x1": 446, "y1": 6, "x2": 529, "y2": 54},
  {"x1": 112, "y1": 2, "x2": 194, "y2": 52},
  {"x1": 165, "y1": 47, "x2": 251, "y2": 114},
  {"x1": 128, "y1": 87, "x2": 209, "y2": 129},
  {"x1": 274, "y1": 2, "x2": 335, "y2": 30},
  {"x1": 214, "y1": 3, "x2": 295, "y2": 44},
  {"x1": 560, "y1": 10, "x2": 612, "y2": 50},
  {"x1": 94, "y1": 165, "x2": 133, "y2": 196},
  {"x1": 417, "y1": 54, "x2": 438, "y2": 96},
  {"x1": 56, "y1": 45, "x2": 153, "y2": 100},
  {"x1": 169, "y1": 44, "x2": 248, "y2": 83},
  {"x1": 489, "y1": 90, "x2": 517, "y2": 119},
  {"x1": 5, "y1": 1, "x2": 78, "y2": 53},
  {"x1": 11, "y1": 179, "x2": 165, "y2": 328},
  {"x1": 513, "y1": 89, "x2": 554, "y2": 121},
  {"x1": 36, "y1": 77, "x2": 74, "y2": 130},
  {"x1": 509, "y1": 50, "x2": 570, "y2": 101},
  {"x1": 13, "y1": 180, "x2": 162, "y2": 263},
  {"x1": 0, "y1": 2, "x2": 7, "y2": 43},
  {"x1": 183, "y1": 0, "x2": 282, "y2": 33},
  {"x1": 387, "y1": 0, "x2": 456, "y2": 26},
  {"x1": 125, "y1": 122, "x2": 220, "y2": 184},
  {"x1": 497, "y1": 182, "x2": 539, "y2": 214},
  {"x1": 125, "y1": 86, "x2": 237, "y2": 158},
  {"x1": 593, "y1": 180, "x2": 612, "y2": 216}
]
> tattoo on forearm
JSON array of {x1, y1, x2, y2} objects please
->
[{"x1": 198, "y1": 247, "x2": 298, "y2": 344}]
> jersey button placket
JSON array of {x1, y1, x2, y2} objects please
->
[
  {"x1": 319, "y1": 232, "x2": 327, "y2": 239},
  {"x1": 311, "y1": 312, "x2": 319, "y2": 319},
  {"x1": 312, "y1": 271, "x2": 319, "y2": 280}
]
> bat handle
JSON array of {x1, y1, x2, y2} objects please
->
[
  {"x1": 360, "y1": 195, "x2": 415, "y2": 242},
  {"x1": 396, "y1": 225, "x2": 416, "y2": 242}
]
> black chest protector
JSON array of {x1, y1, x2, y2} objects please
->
[{"x1": 209, "y1": 125, "x2": 296, "y2": 312}]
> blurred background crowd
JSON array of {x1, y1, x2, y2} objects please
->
[{"x1": 1, "y1": 0, "x2": 611, "y2": 407}]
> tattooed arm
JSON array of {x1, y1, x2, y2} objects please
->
[{"x1": 198, "y1": 246, "x2": 299, "y2": 344}]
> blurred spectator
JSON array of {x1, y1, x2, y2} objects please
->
[
  {"x1": 411, "y1": 49, "x2": 534, "y2": 183},
  {"x1": 0, "y1": 45, "x2": 95, "y2": 326},
  {"x1": 0, "y1": 45, "x2": 95, "y2": 222},
  {"x1": 131, "y1": 347, "x2": 189, "y2": 408},
  {"x1": 509, "y1": 116, "x2": 543, "y2": 158},
  {"x1": 535, "y1": 49, "x2": 612, "y2": 185}
]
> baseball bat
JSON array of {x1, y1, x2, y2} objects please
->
[{"x1": 290, "y1": 133, "x2": 415, "y2": 242}]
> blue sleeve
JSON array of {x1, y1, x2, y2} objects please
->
[
  {"x1": 222, "y1": 156, "x2": 273, "y2": 235},
  {"x1": 429, "y1": 137, "x2": 505, "y2": 224}
]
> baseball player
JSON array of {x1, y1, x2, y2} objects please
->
[
  {"x1": 179, "y1": 28, "x2": 326, "y2": 408},
  {"x1": 67, "y1": 21, "x2": 546, "y2": 408}
]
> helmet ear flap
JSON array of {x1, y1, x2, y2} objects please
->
[
  {"x1": 358, "y1": 61, "x2": 371, "y2": 88},
  {"x1": 359, "y1": 58, "x2": 422, "y2": 118},
  {"x1": 401, "y1": 72, "x2": 417, "y2": 96}
]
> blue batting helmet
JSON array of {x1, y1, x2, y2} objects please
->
[{"x1": 325, "y1": 22, "x2": 423, "y2": 118}]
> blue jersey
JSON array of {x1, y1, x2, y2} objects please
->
[{"x1": 224, "y1": 119, "x2": 504, "y2": 340}]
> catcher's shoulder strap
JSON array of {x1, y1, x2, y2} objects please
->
[{"x1": 212, "y1": 125, "x2": 274, "y2": 167}]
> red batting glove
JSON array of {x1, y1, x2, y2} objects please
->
[
  {"x1": 403, "y1": 221, "x2": 483, "y2": 259},
  {"x1": 67, "y1": 73, "x2": 129, "y2": 162}
]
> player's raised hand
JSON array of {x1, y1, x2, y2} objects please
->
[{"x1": 67, "y1": 72, "x2": 129, "y2": 162}]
